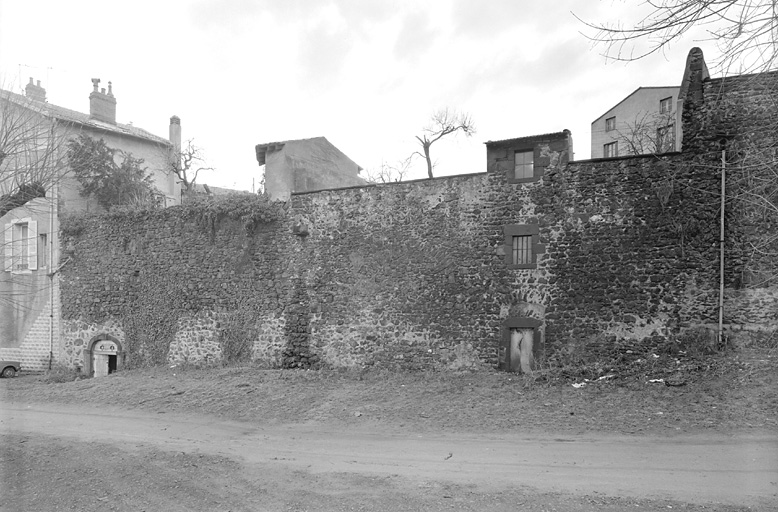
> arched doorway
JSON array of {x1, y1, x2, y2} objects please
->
[{"x1": 83, "y1": 335, "x2": 124, "y2": 378}]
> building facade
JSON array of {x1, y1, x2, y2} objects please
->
[
  {"x1": 591, "y1": 86, "x2": 680, "y2": 158},
  {"x1": 0, "y1": 78, "x2": 181, "y2": 372},
  {"x1": 256, "y1": 137, "x2": 367, "y2": 201}
]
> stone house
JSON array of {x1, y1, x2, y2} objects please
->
[
  {"x1": 256, "y1": 136, "x2": 367, "y2": 201},
  {"x1": 0, "y1": 77, "x2": 182, "y2": 373}
]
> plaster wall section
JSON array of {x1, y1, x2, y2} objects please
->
[
  {"x1": 591, "y1": 86, "x2": 680, "y2": 158},
  {"x1": 0, "y1": 198, "x2": 58, "y2": 369}
]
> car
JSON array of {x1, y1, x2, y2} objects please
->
[{"x1": 1, "y1": 360, "x2": 21, "y2": 378}]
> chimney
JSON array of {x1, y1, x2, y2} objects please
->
[
  {"x1": 89, "y1": 78, "x2": 117, "y2": 124},
  {"x1": 169, "y1": 115, "x2": 182, "y2": 151},
  {"x1": 25, "y1": 77, "x2": 46, "y2": 102}
]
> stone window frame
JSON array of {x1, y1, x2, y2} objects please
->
[
  {"x1": 605, "y1": 116, "x2": 616, "y2": 132},
  {"x1": 503, "y1": 224, "x2": 544, "y2": 269},
  {"x1": 513, "y1": 150, "x2": 534, "y2": 180},
  {"x1": 506, "y1": 146, "x2": 544, "y2": 184},
  {"x1": 498, "y1": 317, "x2": 543, "y2": 372}
]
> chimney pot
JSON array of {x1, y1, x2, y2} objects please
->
[
  {"x1": 89, "y1": 78, "x2": 117, "y2": 124},
  {"x1": 24, "y1": 77, "x2": 47, "y2": 102}
]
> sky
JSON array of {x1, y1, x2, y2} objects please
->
[{"x1": 0, "y1": 0, "x2": 725, "y2": 190}]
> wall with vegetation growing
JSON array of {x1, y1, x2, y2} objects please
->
[
  {"x1": 58, "y1": 61, "x2": 778, "y2": 371},
  {"x1": 59, "y1": 144, "x2": 738, "y2": 371}
]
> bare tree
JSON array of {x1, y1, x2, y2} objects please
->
[
  {"x1": 364, "y1": 157, "x2": 412, "y2": 184},
  {"x1": 413, "y1": 108, "x2": 475, "y2": 179},
  {"x1": 575, "y1": 0, "x2": 778, "y2": 73},
  {"x1": 614, "y1": 110, "x2": 677, "y2": 155},
  {"x1": 0, "y1": 88, "x2": 69, "y2": 217},
  {"x1": 167, "y1": 139, "x2": 213, "y2": 196}
]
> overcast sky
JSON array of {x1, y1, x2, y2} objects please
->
[{"x1": 0, "y1": 0, "x2": 722, "y2": 190}]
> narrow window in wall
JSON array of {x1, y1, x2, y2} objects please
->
[
  {"x1": 38, "y1": 233, "x2": 48, "y2": 269},
  {"x1": 4, "y1": 219, "x2": 37, "y2": 272},
  {"x1": 604, "y1": 141, "x2": 618, "y2": 158},
  {"x1": 13, "y1": 223, "x2": 29, "y2": 271},
  {"x1": 605, "y1": 117, "x2": 616, "y2": 131},
  {"x1": 503, "y1": 224, "x2": 543, "y2": 269},
  {"x1": 514, "y1": 150, "x2": 534, "y2": 180},
  {"x1": 512, "y1": 235, "x2": 532, "y2": 265}
]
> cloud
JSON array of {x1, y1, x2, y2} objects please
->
[
  {"x1": 297, "y1": 23, "x2": 355, "y2": 88},
  {"x1": 393, "y1": 11, "x2": 438, "y2": 63}
]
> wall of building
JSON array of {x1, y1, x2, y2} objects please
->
[
  {"x1": 58, "y1": 126, "x2": 178, "y2": 214},
  {"x1": 591, "y1": 87, "x2": 680, "y2": 158},
  {"x1": 262, "y1": 138, "x2": 367, "y2": 201},
  {"x1": 0, "y1": 198, "x2": 59, "y2": 370}
]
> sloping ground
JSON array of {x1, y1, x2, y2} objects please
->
[{"x1": 2, "y1": 347, "x2": 775, "y2": 435}]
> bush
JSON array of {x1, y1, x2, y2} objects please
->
[{"x1": 42, "y1": 364, "x2": 86, "y2": 384}]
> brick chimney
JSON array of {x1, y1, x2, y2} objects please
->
[
  {"x1": 89, "y1": 78, "x2": 117, "y2": 124},
  {"x1": 25, "y1": 77, "x2": 46, "y2": 102}
]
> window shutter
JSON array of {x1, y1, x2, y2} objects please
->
[
  {"x1": 28, "y1": 220, "x2": 38, "y2": 270},
  {"x1": 3, "y1": 223, "x2": 11, "y2": 272}
]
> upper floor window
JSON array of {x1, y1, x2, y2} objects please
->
[
  {"x1": 503, "y1": 224, "x2": 543, "y2": 269},
  {"x1": 605, "y1": 117, "x2": 616, "y2": 132},
  {"x1": 659, "y1": 97, "x2": 673, "y2": 114},
  {"x1": 514, "y1": 150, "x2": 534, "y2": 180},
  {"x1": 4, "y1": 219, "x2": 38, "y2": 273},
  {"x1": 603, "y1": 141, "x2": 618, "y2": 158}
]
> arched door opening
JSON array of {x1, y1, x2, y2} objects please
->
[{"x1": 83, "y1": 335, "x2": 124, "y2": 378}]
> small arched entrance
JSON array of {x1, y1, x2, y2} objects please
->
[{"x1": 83, "y1": 335, "x2": 124, "y2": 378}]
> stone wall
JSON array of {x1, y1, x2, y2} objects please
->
[
  {"x1": 57, "y1": 58, "x2": 778, "y2": 371},
  {"x1": 59, "y1": 131, "x2": 728, "y2": 371}
]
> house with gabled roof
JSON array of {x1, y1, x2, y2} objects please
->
[
  {"x1": 256, "y1": 136, "x2": 367, "y2": 201},
  {"x1": 0, "y1": 77, "x2": 182, "y2": 373},
  {"x1": 591, "y1": 86, "x2": 681, "y2": 159}
]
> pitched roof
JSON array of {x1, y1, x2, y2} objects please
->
[
  {"x1": 485, "y1": 130, "x2": 571, "y2": 146},
  {"x1": 0, "y1": 88, "x2": 170, "y2": 146}
]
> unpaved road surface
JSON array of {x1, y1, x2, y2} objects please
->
[{"x1": 2, "y1": 403, "x2": 776, "y2": 511}]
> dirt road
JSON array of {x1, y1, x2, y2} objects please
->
[{"x1": 2, "y1": 402, "x2": 776, "y2": 510}]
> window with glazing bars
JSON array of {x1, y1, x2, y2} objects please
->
[{"x1": 512, "y1": 235, "x2": 532, "y2": 265}]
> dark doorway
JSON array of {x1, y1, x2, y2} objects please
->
[{"x1": 108, "y1": 355, "x2": 117, "y2": 374}]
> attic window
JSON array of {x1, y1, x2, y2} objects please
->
[{"x1": 514, "y1": 150, "x2": 534, "y2": 180}]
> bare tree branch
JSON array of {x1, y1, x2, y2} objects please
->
[
  {"x1": 167, "y1": 139, "x2": 214, "y2": 197},
  {"x1": 0, "y1": 87, "x2": 70, "y2": 216},
  {"x1": 414, "y1": 108, "x2": 476, "y2": 178},
  {"x1": 575, "y1": 0, "x2": 778, "y2": 73},
  {"x1": 364, "y1": 157, "x2": 413, "y2": 184}
]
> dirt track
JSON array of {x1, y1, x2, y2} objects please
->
[{"x1": 2, "y1": 403, "x2": 776, "y2": 511}]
